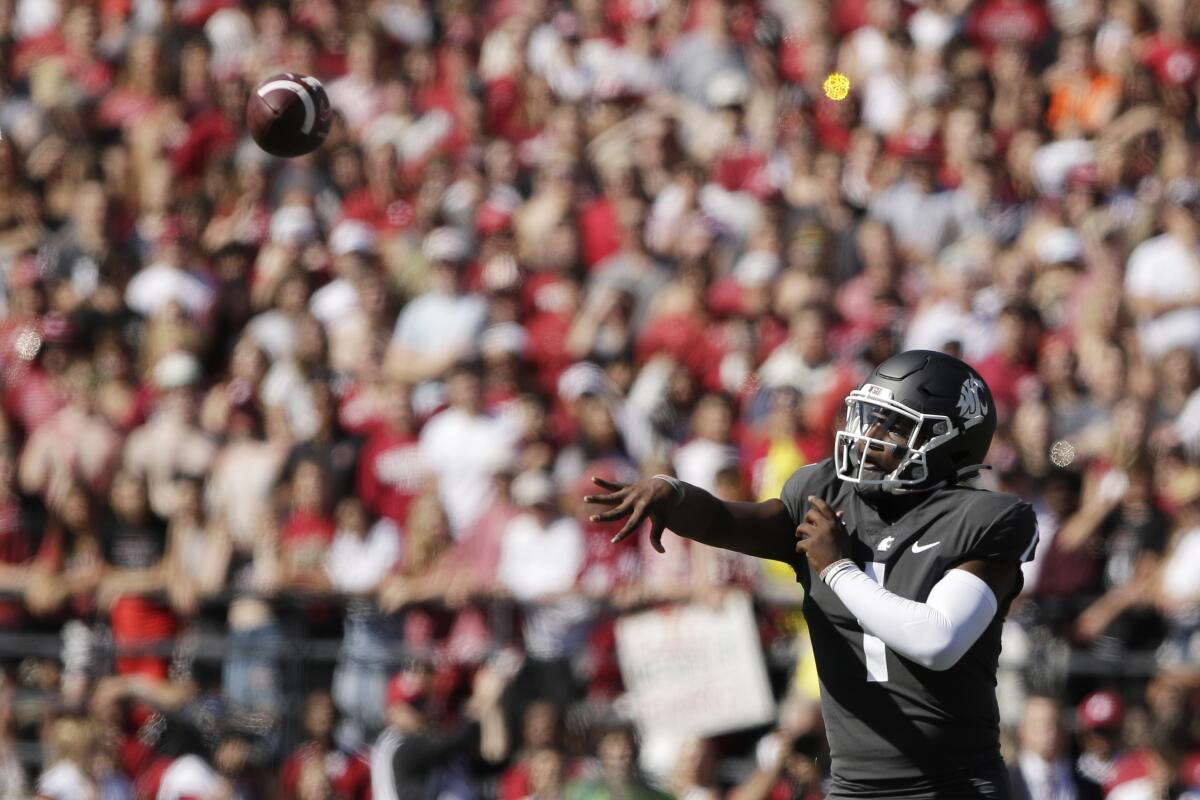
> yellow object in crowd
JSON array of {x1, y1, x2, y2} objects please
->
[{"x1": 823, "y1": 72, "x2": 851, "y2": 101}]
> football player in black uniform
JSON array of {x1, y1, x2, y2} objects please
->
[{"x1": 585, "y1": 350, "x2": 1038, "y2": 799}]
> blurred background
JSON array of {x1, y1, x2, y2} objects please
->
[{"x1": 0, "y1": 0, "x2": 1199, "y2": 797}]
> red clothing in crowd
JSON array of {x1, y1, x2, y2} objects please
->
[
  {"x1": 973, "y1": 352, "x2": 1039, "y2": 415},
  {"x1": 356, "y1": 428, "x2": 426, "y2": 526},
  {"x1": 279, "y1": 744, "x2": 371, "y2": 800},
  {"x1": 577, "y1": 196, "x2": 623, "y2": 270},
  {"x1": 169, "y1": 108, "x2": 240, "y2": 179},
  {"x1": 340, "y1": 189, "x2": 416, "y2": 233},
  {"x1": 966, "y1": 0, "x2": 1051, "y2": 58},
  {"x1": 280, "y1": 512, "x2": 337, "y2": 554},
  {"x1": 1140, "y1": 34, "x2": 1200, "y2": 86},
  {"x1": 0, "y1": 500, "x2": 28, "y2": 628}
]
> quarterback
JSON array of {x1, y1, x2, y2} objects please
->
[{"x1": 586, "y1": 351, "x2": 1038, "y2": 799}]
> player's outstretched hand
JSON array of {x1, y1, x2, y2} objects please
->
[
  {"x1": 794, "y1": 496, "x2": 850, "y2": 574},
  {"x1": 584, "y1": 476, "x2": 677, "y2": 553}
]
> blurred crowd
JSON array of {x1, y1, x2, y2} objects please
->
[{"x1": 0, "y1": 0, "x2": 1198, "y2": 796}]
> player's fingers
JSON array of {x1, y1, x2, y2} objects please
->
[
  {"x1": 582, "y1": 493, "x2": 624, "y2": 506},
  {"x1": 807, "y1": 496, "x2": 835, "y2": 519},
  {"x1": 612, "y1": 502, "x2": 649, "y2": 544},
  {"x1": 649, "y1": 518, "x2": 666, "y2": 554},
  {"x1": 590, "y1": 501, "x2": 635, "y2": 523},
  {"x1": 591, "y1": 476, "x2": 628, "y2": 492}
]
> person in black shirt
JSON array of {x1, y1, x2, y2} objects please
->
[
  {"x1": 369, "y1": 659, "x2": 514, "y2": 800},
  {"x1": 1056, "y1": 462, "x2": 1169, "y2": 654},
  {"x1": 587, "y1": 351, "x2": 1038, "y2": 799},
  {"x1": 98, "y1": 470, "x2": 174, "y2": 679}
]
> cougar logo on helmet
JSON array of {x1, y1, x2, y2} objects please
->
[
  {"x1": 834, "y1": 351, "x2": 998, "y2": 494},
  {"x1": 957, "y1": 376, "x2": 988, "y2": 421}
]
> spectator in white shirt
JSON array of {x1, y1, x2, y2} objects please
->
[
  {"x1": 673, "y1": 393, "x2": 739, "y2": 494},
  {"x1": 36, "y1": 717, "x2": 98, "y2": 800},
  {"x1": 1124, "y1": 179, "x2": 1200, "y2": 359},
  {"x1": 327, "y1": 497, "x2": 403, "y2": 748},
  {"x1": 386, "y1": 227, "x2": 488, "y2": 391},
  {"x1": 326, "y1": 28, "x2": 386, "y2": 131},
  {"x1": 497, "y1": 470, "x2": 589, "y2": 711},
  {"x1": 419, "y1": 360, "x2": 520, "y2": 538}
]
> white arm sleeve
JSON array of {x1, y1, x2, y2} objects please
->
[{"x1": 823, "y1": 564, "x2": 999, "y2": 671}]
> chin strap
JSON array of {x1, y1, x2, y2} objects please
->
[{"x1": 954, "y1": 463, "x2": 993, "y2": 482}]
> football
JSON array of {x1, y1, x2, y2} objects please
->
[{"x1": 246, "y1": 72, "x2": 332, "y2": 158}]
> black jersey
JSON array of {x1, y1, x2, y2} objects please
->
[{"x1": 780, "y1": 459, "x2": 1038, "y2": 799}]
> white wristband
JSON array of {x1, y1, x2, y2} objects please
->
[
  {"x1": 652, "y1": 475, "x2": 686, "y2": 509},
  {"x1": 819, "y1": 558, "x2": 857, "y2": 586}
]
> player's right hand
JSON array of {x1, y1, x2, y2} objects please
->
[{"x1": 584, "y1": 476, "x2": 676, "y2": 553}]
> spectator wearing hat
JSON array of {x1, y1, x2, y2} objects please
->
[
  {"x1": 480, "y1": 320, "x2": 529, "y2": 393},
  {"x1": 123, "y1": 351, "x2": 216, "y2": 520},
  {"x1": 1076, "y1": 690, "x2": 1127, "y2": 787},
  {"x1": 498, "y1": 470, "x2": 587, "y2": 713},
  {"x1": 312, "y1": 219, "x2": 386, "y2": 375},
  {"x1": 1008, "y1": 696, "x2": 1103, "y2": 800},
  {"x1": 327, "y1": 497, "x2": 402, "y2": 748},
  {"x1": 370, "y1": 661, "x2": 513, "y2": 800},
  {"x1": 386, "y1": 226, "x2": 487, "y2": 390}
]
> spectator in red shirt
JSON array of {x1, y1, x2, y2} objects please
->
[
  {"x1": 0, "y1": 444, "x2": 32, "y2": 629},
  {"x1": 966, "y1": 0, "x2": 1052, "y2": 60},
  {"x1": 281, "y1": 690, "x2": 370, "y2": 800},
  {"x1": 280, "y1": 458, "x2": 337, "y2": 591},
  {"x1": 498, "y1": 700, "x2": 566, "y2": 800},
  {"x1": 356, "y1": 381, "x2": 428, "y2": 527},
  {"x1": 974, "y1": 302, "x2": 1045, "y2": 418},
  {"x1": 339, "y1": 143, "x2": 414, "y2": 234}
]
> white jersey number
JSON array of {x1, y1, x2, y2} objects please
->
[{"x1": 862, "y1": 562, "x2": 889, "y2": 682}]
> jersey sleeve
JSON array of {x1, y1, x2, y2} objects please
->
[
  {"x1": 779, "y1": 463, "x2": 826, "y2": 526},
  {"x1": 968, "y1": 501, "x2": 1039, "y2": 563}
]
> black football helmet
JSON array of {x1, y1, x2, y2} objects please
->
[{"x1": 834, "y1": 350, "x2": 997, "y2": 494}]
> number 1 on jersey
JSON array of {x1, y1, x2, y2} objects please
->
[{"x1": 863, "y1": 562, "x2": 888, "y2": 682}]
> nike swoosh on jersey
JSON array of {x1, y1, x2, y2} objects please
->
[{"x1": 911, "y1": 540, "x2": 941, "y2": 553}]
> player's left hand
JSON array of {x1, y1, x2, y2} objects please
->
[{"x1": 794, "y1": 496, "x2": 850, "y2": 574}]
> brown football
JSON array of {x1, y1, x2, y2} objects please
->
[{"x1": 246, "y1": 72, "x2": 332, "y2": 158}]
